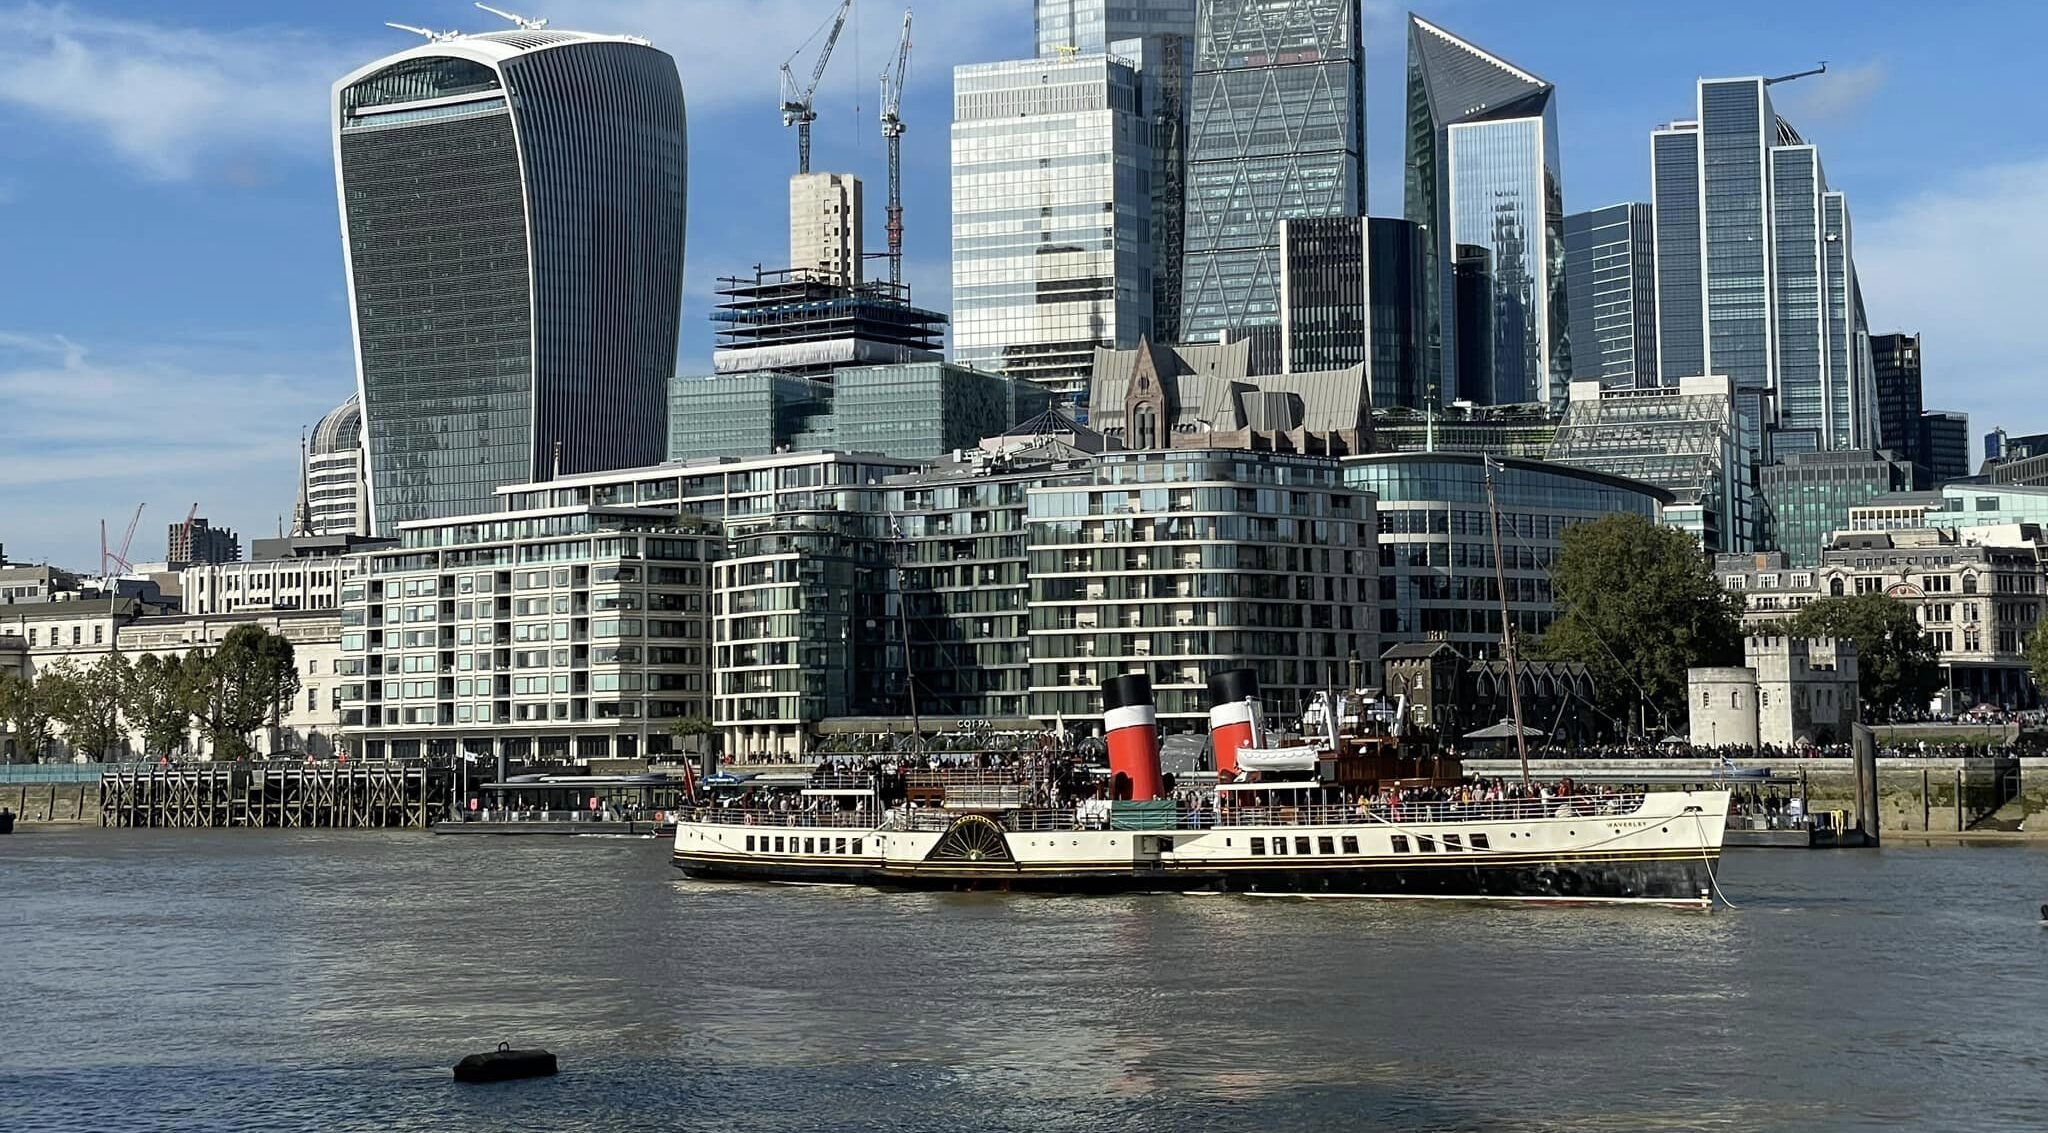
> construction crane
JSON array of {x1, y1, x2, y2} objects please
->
[
  {"x1": 100, "y1": 503, "x2": 144, "y2": 577},
  {"x1": 1765, "y1": 61, "x2": 1827, "y2": 85},
  {"x1": 779, "y1": 0, "x2": 855, "y2": 175},
  {"x1": 878, "y1": 8, "x2": 913, "y2": 290}
]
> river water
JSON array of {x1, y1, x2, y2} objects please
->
[{"x1": 3, "y1": 828, "x2": 2045, "y2": 1132}]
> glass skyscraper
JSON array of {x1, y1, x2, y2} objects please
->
[
  {"x1": 1276, "y1": 216, "x2": 1427, "y2": 409},
  {"x1": 1649, "y1": 77, "x2": 1874, "y2": 454},
  {"x1": 1563, "y1": 203, "x2": 1656, "y2": 388},
  {"x1": 333, "y1": 29, "x2": 686, "y2": 536},
  {"x1": 1404, "y1": 15, "x2": 1567, "y2": 409},
  {"x1": 1180, "y1": 0, "x2": 1364, "y2": 357},
  {"x1": 950, "y1": 53, "x2": 1154, "y2": 399},
  {"x1": 1034, "y1": 2, "x2": 1196, "y2": 345},
  {"x1": 1035, "y1": 0, "x2": 1195, "y2": 56}
]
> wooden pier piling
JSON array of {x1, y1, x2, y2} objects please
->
[{"x1": 99, "y1": 762, "x2": 451, "y2": 829}]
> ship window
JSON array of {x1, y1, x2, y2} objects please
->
[
  {"x1": 1249, "y1": 837, "x2": 1266, "y2": 855},
  {"x1": 745, "y1": 836, "x2": 755, "y2": 851},
  {"x1": 1294, "y1": 837, "x2": 1311, "y2": 855},
  {"x1": 774, "y1": 837, "x2": 785, "y2": 852},
  {"x1": 852, "y1": 839, "x2": 864, "y2": 855},
  {"x1": 1415, "y1": 836, "x2": 1437, "y2": 853},
  {"x1": 1390, "y1": 835, "x2": 1410, "y2": 853},
  {"x1": 1271, "y1": 837, "x2": 1287, "y2": 855},
  {"x1": 1443, "y1": 834, "x2": 1464, "y2": 851},
  {"x1": 1470, "y1": 833, "x2": 1490, "y2": 850},
  {"x1": 804, "y1": 838, "x2": 815, "y2": 853},
  {"x1": 1341, "y1": 836, "x2": 1359, "y2": 854},
  {"x1": 1317, "y1": 836, "x2": 1336, "y2": 855},
  {"x1": 836, "y1": 838, "x2": 847, "y2": 854}
]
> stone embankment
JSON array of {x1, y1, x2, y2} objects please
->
[{"x1": 1463, "y1": 756, "x2": 2045, "y2": 838}]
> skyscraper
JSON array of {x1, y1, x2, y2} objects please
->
[
  {"x1": 1035, "y1": 0, "x2": 1195, "y2": 56},
  {"x1": 333, "y1": 28, "x2": 686, "y2": 536},
  {"x1": 1918, "y1": 410, "x2": 1972, "y2": 485},
  {"x1": 1563, "y1": 203, "x2": 1657, "y2": 388},
  {"x1": 951, "y1": 53, "x2": 1154, "y2": 398},
  {"x1": 1869, "y1": 332, "x2": 1924, "y2": 482},
  {"x1": 1404, "y1": 15, "x2": 1567, "y2": 408},
  {"x1": 1181, "y1": 0, "x2": 1364, "y2": 359},
  {"x1": 1033, "y1": 3, "x2": 1195, "y2": 344},
  {"x1": 1649, "y1": 77, "x2": 1874, "y2": 454},
  {"x1": 1277, "y1": 216, "x2": 1427, "y2": 410}
]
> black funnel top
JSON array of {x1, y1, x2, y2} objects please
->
[
  {"x1": 1100, "y1": 672, "x2": 1154, "y2": 711},
  {"x1": 1206, "y1": 667, "x2": 1259, "y2": 707}
]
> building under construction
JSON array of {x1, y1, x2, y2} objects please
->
[{"x1": 711, "y1": 267, "x2": 947, "y2": 380}]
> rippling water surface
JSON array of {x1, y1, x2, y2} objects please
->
[{"x1": 3, "y1": 828, "x2": 2045, "y2": 1132}]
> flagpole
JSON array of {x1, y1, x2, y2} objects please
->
[{"x1": 1483, "y1": 457, "x2": 1532, "y2": 787}]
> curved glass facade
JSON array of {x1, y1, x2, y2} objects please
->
[
  {"x1": 337, "y1": 38, "x2": 686, "y2": 536},
  {"x1": 1343, "y1": 453, "x2": 1665, "y2": 651}
]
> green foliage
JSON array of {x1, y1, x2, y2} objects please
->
[
  {"x1": 124, "y1": 652, "x2": 196, "y2": 759},
  {"x1": 667, "y1": 714, "x2": 714, "y2": 753},
  {"x1": 0, "y1": 668, "x2": 59, "y2": 763},
  {"x1": 184, "y1": 625, "x2": 301, "y2": 761},
  {"x1": 2027, "y1": 620, "x2": 2048, "y2": 699},
  {"x1": 1532, "y1": 512, "x2": 1745, "y2": 733},
  {"x1": 46, "y1": 652, "x2": 131, "y2": 760},
  {"x1": 1789, "y1": 594, "x2": 1941, "y2": 718}
]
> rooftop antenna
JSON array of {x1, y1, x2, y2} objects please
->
[
  {"x1": 385, "y1": 22, "x2": 462, "y2": 42},
  {"x1": 473, "y1": 3, "x2": 549, "y2": 30},
  {"x1": 1764, "y1": 60, "x2": 1827, "y2": 86}
]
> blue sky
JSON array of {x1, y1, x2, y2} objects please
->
[{"x1": 2, "y1": 0, "x2": 2043, "y2": 568}]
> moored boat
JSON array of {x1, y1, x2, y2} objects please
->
[{"x1": 674, "y1": 672, "x2": 1730, "y2": 907}]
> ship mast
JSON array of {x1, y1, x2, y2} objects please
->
[{"x1": 1482, "y1": 457, "x2": 1531, "y2": 786}]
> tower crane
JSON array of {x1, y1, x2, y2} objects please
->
[
  {"x1": 878, "y1": 8, "x2": 913, "y2": 291},
  {"x1": 1765, "y1": 61, "x2": 1827, "y2": 85},
  {"x1": 100, "y1": 503, "x2": 144, "y2": 577},
  {"x1": 779, "y1": 0, "x2": 855, "y2": 175}
]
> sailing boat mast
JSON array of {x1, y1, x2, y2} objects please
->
[{"x1": 1482, "y1": 457, "x2": 1531, "y2": 786}]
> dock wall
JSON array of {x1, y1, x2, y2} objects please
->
[{"x1": 1461, "y1": 758, "x2": 2039, "y2": 837}]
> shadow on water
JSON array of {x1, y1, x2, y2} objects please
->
[{"x1": 4, "y1": 829, "x2": 2048, "y2": 1131}]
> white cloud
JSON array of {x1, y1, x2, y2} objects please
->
[
  {"x1": 1855, "y1": 157, "x2": 2048, "y2": 437},
  {"x1": 0, "y1": 332, "x2": 345, "y2": 567},
  {"x1": 0, "y1": 3, "x2": 373, "y2": 179},
  {"x1": 1774, "y1": 59, "x2": 1888, "y2": 130}
]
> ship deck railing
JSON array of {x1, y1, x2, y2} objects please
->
[
  {"x1": 678, "y1": 807, "x2": 881, "y2": 829},
  {"x1": 677, "y1": 793, "x2": 1667, "y2": 834},
  {"x1": 1209, "y1": 794, "x2": 1651, "y2": 828}
]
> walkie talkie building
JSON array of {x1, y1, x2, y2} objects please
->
[{"x1": 333, "y1": 28, "x2": 686, "y2": 535}]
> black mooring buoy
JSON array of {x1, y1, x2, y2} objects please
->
[{"x1": 454, "y1": 1042, "x2": 558, "y2": 1083}]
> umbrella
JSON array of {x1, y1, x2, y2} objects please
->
[
  {"x1": 1657, "y1": 734, "x2": 1690, "y2": 747},
  {"x1": 1462, "y1": 718, "x2": 1548, "y2": 741}
]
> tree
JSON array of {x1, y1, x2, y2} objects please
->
[
  {"x1": 47, "y1": 652, "x2": 130, "y2": 761},
  {"x1": 186, "y1": 625, "x2": 301, "y2": 761},
  {"x1": 1532, "y1": 512, "x2": 1745, "y2": 734},
  {"x1": 125, "y1": 652, "x2": 195, "y2": 759},
  {"x1": 2027, "y1": 621, "x2": 2048, "y2": 700},
  {"x1": 0, "y1": 669, "x2": 59, "y2": 763},
  {"x1": 667, "y1": 714, "x2": 714, "y2": 755},
  {"x1": 1789, "y1": 594, "x2": 1940, "y2": 719}
]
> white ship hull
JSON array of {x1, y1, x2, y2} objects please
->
[{"x1": 673, "y1": 790, "x2": 1731, "y2": 907}]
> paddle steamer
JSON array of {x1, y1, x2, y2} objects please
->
[{"x1": 672, "y1": 671, "x2": 1730, "y2": 907}]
